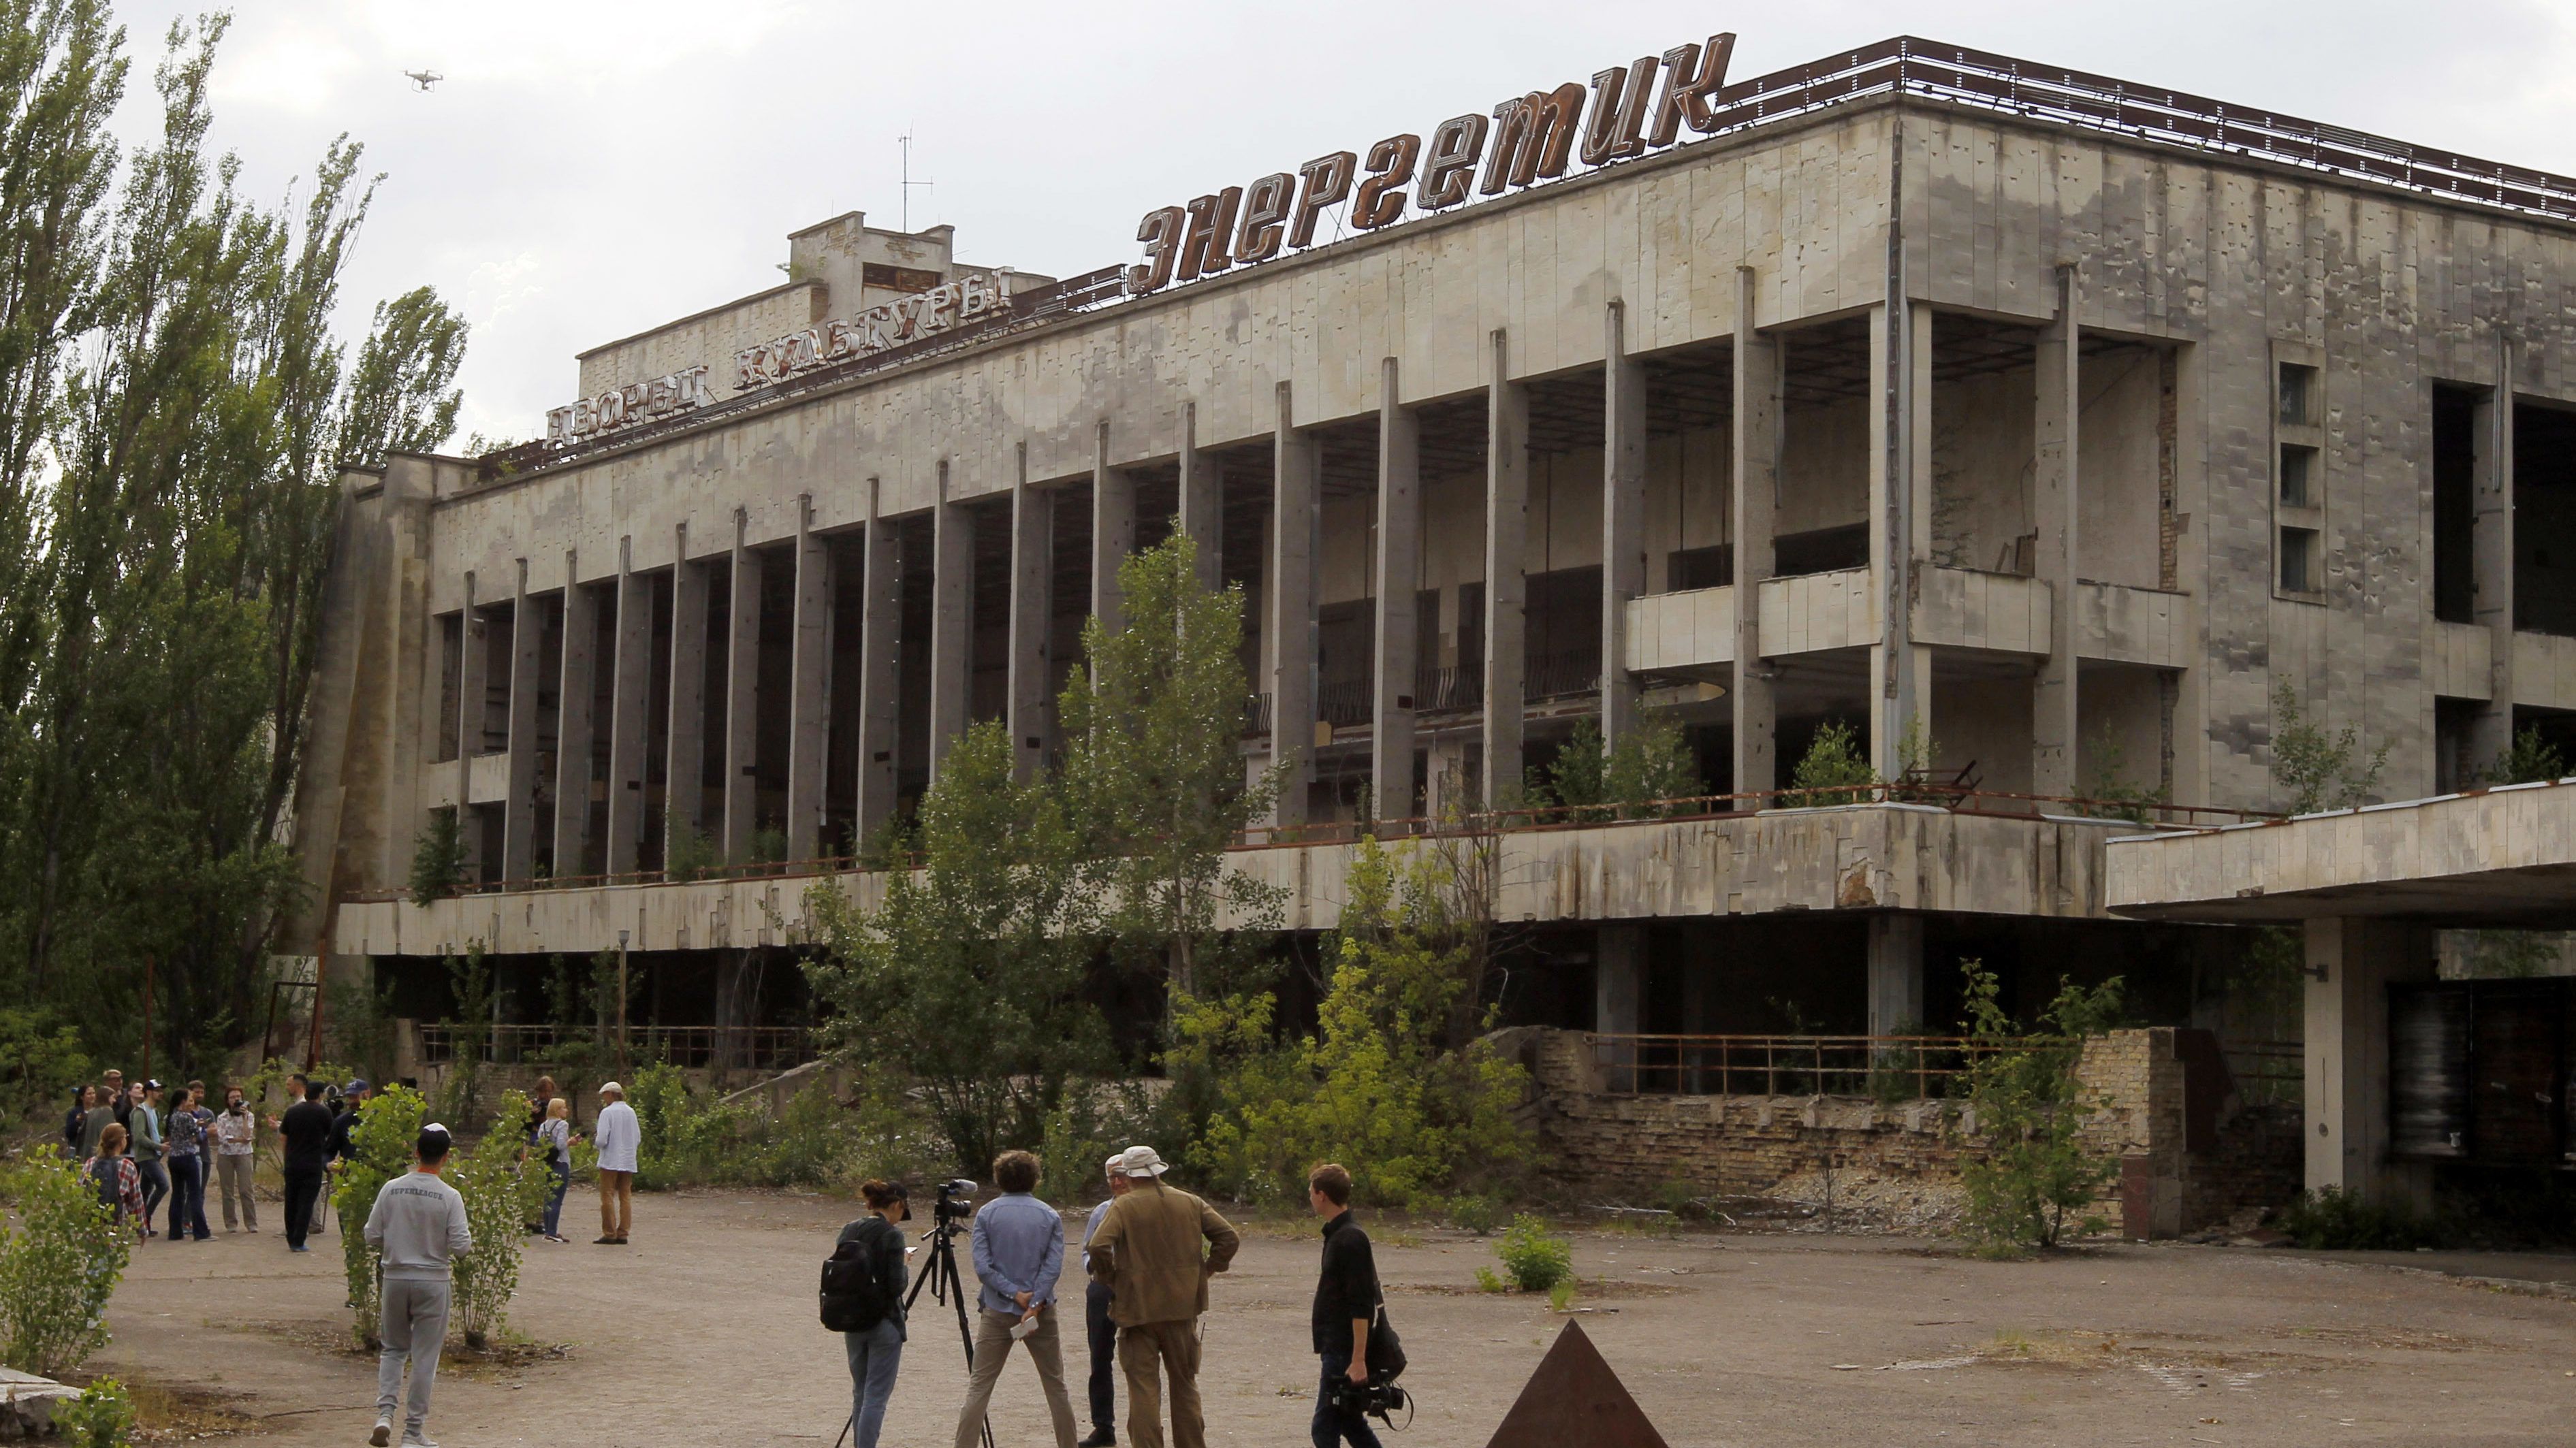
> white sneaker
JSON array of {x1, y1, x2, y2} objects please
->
[
  {"x1": 370, "y1": 1419, "x2": 392, "y2": 1447},
  {"x1": 399, "y1": 1436, "x2": 438, "y2": 1448}
]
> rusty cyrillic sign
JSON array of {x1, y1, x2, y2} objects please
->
[
  {"x1": 1127, "y1": 32, "x2": 1734, "y2": 296},
  {"x1": 733, "y1": 271, "x2": 1015, "y2": 391},
  {"x1": 547, "y1": 365, "x2": 711, "y2": 446}
]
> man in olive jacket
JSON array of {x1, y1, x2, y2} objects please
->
[{"x1": 1082, "y1": 1146, "x2": 1240, "y2": 1448}]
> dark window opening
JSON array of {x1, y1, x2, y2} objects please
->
[
  {"x1": 1774, "y1": 524, "x2": 1868, "y2": 578},
  {"x1": 2432, "y1": 386, "x2": 2478, "y2": 626},
  {"x1": 1666, "y1": 543, "x2": 1734, "y2": 592},
  {"x1": 2514, "y1": 401, "x2": 2576, "y2": 637},
  {"x1": 2279, "y1": 527, "x2": 2320, "y2": 594}
]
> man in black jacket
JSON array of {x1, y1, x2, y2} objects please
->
[
  {"x1": 1307, "y1": 1163, "x2": 1382, "y2": 1448},
  {"x1": 277, "y1": 1080, "x2": 336, "y2": 1253}
]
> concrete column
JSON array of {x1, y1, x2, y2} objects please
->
[
  {"x1": 1270, "y1": 385, "x2": 1318, "y2": 828},
  {"x1": 1595, "y1": 924, "x2": 1643, "y2": 1091},
  {"x1": 2469, "y1": 344, "x2": 2518, "y2": 768},
  {"x1": 2032, "y1": 268, "x2": 2081, "y2": 797},
  {"x1": 721, "y1": 517, "x2": 761, "y2": 865},
  {"x1": 928, "y1": 464, "x2": 974, "y2": 780},
  {"x1": 1602, "y1": 302, "x2": 1648, "y2": 747},
  {"x1": 1092, "y1": 424, "x2": 1134, "y2": 633},
  {"x1": 665, "y1": 528, "x2": 709, "y2": 853},
  {"x1": 785, "y1": 497, "x2": 832, "y2": 860},
  {"x1": 1731, "y1": 268, "x2": 1780, "y2": 796},
  {"x1": 1178, "y1": 400, "x2": 1224, "y2": 592},
  {"x1": 552, "y1": 558, "x2": 597, "y2": 875},
  {"x1": 1866, "y1": 914, "x2": 1926, "y2": 1035},
  {"x1": 2304, "y1": 916, "x2": 2436, "y2": 1206},
  {"x1": 501, "y1": 560, "x2": 542, "y2": 882},
  {"x1": 1869, "y1": 299, "x2": 1932, "y2": 778},
  {"x1": 1484, "y1": 329, "x2": 1529, "y2": 809},
  {"x1": 854, "y1": 481, "x2": 901, "y2": 842},
  {"x1": 1373, "y1": 357, "x2": 1420, "y2": 823},
  {"x1": 603, "y1": 538, "x2": 654, "y2": 876},
  {"x1": 1008, "y1": 453, "x2": 1053, "y2": 780}
]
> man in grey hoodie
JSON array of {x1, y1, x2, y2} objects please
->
[{"x1": 363, "y1": 1124, "x2": 473, "y2": 1448}]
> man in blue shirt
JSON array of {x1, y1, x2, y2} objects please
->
[
  {"x1": 1079, "y1": 1155, "x2": 1132, "y2": 1446},
  {"x1": 956, "y1": 1149, "x2": 1079, "y2": 1448}
]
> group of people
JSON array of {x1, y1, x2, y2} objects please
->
[
  {"x1": 60, "y1": 1069, "x2": 271, "y2": 1244},
  {"x1": 829, "y1": 1146, "x2": 1387, "y2": 1448}
]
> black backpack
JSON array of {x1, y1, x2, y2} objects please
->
[
  {"x1": 818, "y1": 1227, "x2": 895, "y2": 1332},
  {"x1": 1365, "y1": 1300, "x2": 1405, "y2": 1383}
]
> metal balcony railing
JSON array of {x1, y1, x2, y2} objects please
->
[{"x1": 416, "y1": 1023, "x2": 812, "y2": 1073}]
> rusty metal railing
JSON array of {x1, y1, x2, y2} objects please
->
[
  {"x1": 417, "y1": 1023, "x2": 812, "y2": 1072},
  {"x1": 1583, "y1": 1032, "x2": 2038, "y2": 1099}
]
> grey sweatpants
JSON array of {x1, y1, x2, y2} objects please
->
[{"x1": 377, "y1": 1276, "x2": 451, "y2": 1438}]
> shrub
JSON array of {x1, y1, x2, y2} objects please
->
[
  {"x1": 1953, "y1": 961, "x2": 2125, "y2": 1254},
  {"x1": 448, "y1": 1093, "x2": 551, "y2": 1349},
  {"x1": 664, "y1": 820, "x2": 720, "y2": 882},
  {"x1": 1474, "y1": 1266, "x2": 1505, "y2": 1293},
  {"x1": 1782, "y1": 720, "x2": 1876, "y2": 807},
  {"x1": 627, "y1": 1064, "x2": 934, "y2": 1191},
  {"x1": 1524, "y1": 714, "x2": 1703, "y2": 820},
  {"x1": 1446, "y1": 1192, "x2": 1499, "y2": 1235},
  {"x1": 0, "y1": 1008, "x2": 89, "y2": 1124},
  {"x1": 2276, "y1": 1186, "x2": 2438, "y2": 1251},
  {"x1": 0, "y1": 1148, "x2": 130, "y2": 1377},
  {"x1": 52, "y1": 1377, "x2": 134, "y2": 1448},
  {"x1": 335, "y1": 1084, "x2": 428, "y2": 1347},
  {"x1": 2270, "y1": 680, "x2": 2387, "y2": 814},
  {"x1": 409, "y1": 808, "x2": 466, "y2": 904},
  {"x1": 1546, "y1": 1278, "x2": 1577, "y2": 1312},
  {"x1": 1494, "y1": 1213, "x2": 1572, "y2": 1293}
]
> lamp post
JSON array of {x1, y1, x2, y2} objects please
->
[{"x1": 616, "y1": 929, "x2": 631, "y2": 1074}]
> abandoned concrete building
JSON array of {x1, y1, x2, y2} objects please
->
[{"x1": 291, "y1": 37, "x2": 2576, "y2": 1228}]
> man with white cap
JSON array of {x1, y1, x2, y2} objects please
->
[
  {"x1": 593, "y1": 1081, "x2": 639, "y2": 1244},
  {"x1": 1082, "y1": 1146, "x2": 1239, "y2": 1448},
  {"x1": 1077, "y1": 1154, "x2": 1133, "y2": 1447},
  {"x1": 364, "y1": 1121, "x2": 472, "y2": 1448}
]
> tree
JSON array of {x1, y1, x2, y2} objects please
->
[
  {"x1": 1055, "y1": 533, "x2": 1282, "y2": 999},
  {"x1": 1782, "y1": 720, "x2": 1875, "y2": 807},
  {"x1": 1526, "y1": 713, "x2": 1702, "y2": 820},
  {"x1": 1954, "y1": 961, "x2": 2125, "y2": 1253},
  {"x1": 2270, "y1": 679, "x2": 2386, "y2": 814},
  {"x1": 338, "y1": 285, "x2": 464, "y2": 470},
  {"x1": 2481, "y1": 725, "x2": 2566, "y2": 786},
  {"x1": 409, "y1": 808, "x2": 465, "y2": 905},
  {"x1": 804, "y1": 722, "x2": 1109, "y2": 1172}
]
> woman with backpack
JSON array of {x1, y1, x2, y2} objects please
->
[
  {"x1": 536, "y1": 1096, "x2": 580, "y2": 1243},
  {"x1": 88, "y1": 1123, "x2": 146, "y2": 1240},
  {"x1": 823, "y1": 1179, "x2": 912, "y2": 1448},
  {"x1": 61, "y1": 1085, "x2": 93, "y2": 1159}
]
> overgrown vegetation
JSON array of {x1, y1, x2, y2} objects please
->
[
  {"x1": 0, "y1": 1148, "x2": 131, "y2": 1377},
  {"x1": 2270, "y1": 681, "x2": 2387, "y2": 814},
  {"x1": 1179, "y1": 839, "x2": 1531, "y2": 1207},
  {"x1": 1523, "y1": 713, "x2": 1702, "y2": 819},
  {"x1": 52, "y1": 1377, "x2": 134, "y2": 1448},
  {"x1": 623, "y1": 1065, "x2": 937, "y2": 1191},
  {"x1": 409, "y1": 808, "x2": 466, "y2": 905},
  {"x1": 1954, "y1": 961, "x2": 2125, "y2": 1255},
  {"x1": 2275, "y1": 1185, "x2": 2437, "y2": 1251},
  {"x1": 1782, "y1": 720, "x2": 1876, "y2": 807},
  {"x1": 2082, "y1": 730, "x2": 2167, "y2": 824},
  {"x1": 0, "y1": 8, "x2": 470, "y2": 1084},
  {"x1": 334, "y1": 1082, "x2": 427, "y2": 1347},
  {"x1": 2481, "y1": 724, "x2": 2566, "y2": 786},
  {"x1": 445, "y1": 1092, "x2": 552, "y2": 1349},
  {"x1": 1491, "y1": 1213, "x2": 1573, "y2": 1293}
]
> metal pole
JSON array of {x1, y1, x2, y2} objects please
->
[{"x1": 617, "y1": 929, "x2": 631, "y2": 1074}]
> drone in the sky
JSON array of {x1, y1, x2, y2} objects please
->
[{"x1": 403, "y1": 70, "x2": 442, "y2": 92}]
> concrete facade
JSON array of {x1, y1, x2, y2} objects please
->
[{"x1": 291, "y1": 42, "x2": 2576, "y2": 1086}]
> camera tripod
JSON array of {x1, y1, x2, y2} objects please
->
[{"x1": 833, "y1": 1185, "x2": 992, "y2": 1448}]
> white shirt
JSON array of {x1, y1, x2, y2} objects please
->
[{"x1": 593, "y1": 1100, "x2": 640, "y2": 1173}]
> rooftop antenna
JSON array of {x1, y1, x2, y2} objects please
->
[{"x1": 898, "y1": 131, "x2": 934, "y2": 232}]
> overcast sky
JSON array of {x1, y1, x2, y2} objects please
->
[{"x1": 111, "y1": 1, "x2": 2576, "y2": 447}]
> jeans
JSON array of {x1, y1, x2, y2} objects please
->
[
  {"x1": 842, "y1": 1317, "x2": 903, "y2": 1448},
  {"x1": 168, "y1": 1155, "x2": 210, "y2": 1239},
  {"x1": 1085, "y1": 1281, "x2": 1117, "y2": 1432},
  {"x1": 216, "y1": 1153, "x2": 257, "y2": 1229},
  {"x1": 136, "y1": 1159, "x2": 169, "y2": 1233},
  {"x1": 377, "y1": 1277, "x2": 451, "y2": 1441},
  {"x1": 283, "y1": 1165, "x2": 323, "y2": 1249},
  {"x1": 1311, "y1": 1352, "x2": 1384, "y2": 1448},
  {"x1": 541, "y1": 1159, "x2": 570, "y2": 1236}
]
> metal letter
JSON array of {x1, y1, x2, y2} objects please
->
[
  {"x1": 1177, "y1": 187, "x2": 1243, "y2": 281},
  {"x1": 1290, "y1": 151, "x2": 1356, "y2": 248},
  {"x1": 1580, "y1": 59, "x2": 1657, "y2": 166},
  {"x1": 1482, "y1": 81, "x2": 1585, "y2": 193},
  {"x1": 1128, "y1": 205, "x2": 1186, "y2": 295},
  {"x1": 1416, "y1": 113, "x2": 1489, "y2": 211},
  {"x1": 1650, "y1": 33, "x2": 1734, "y2": 144},
  {"x1": 1352, "y1": 135, "x2": 1419, "y2": 230},
  {"x1": 1237, "y1": 172, "x2": 1295, "y2": 263}
]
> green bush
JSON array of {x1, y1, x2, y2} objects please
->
[
  {"x1": 409, "y1": 808, "x2": 466, "y2": 904},
  {"x1": 1445, "y1": 1192, "x2": 1499, "y2": 1235},
  {"x1": 629, "y1": 1063, "x2": 934, "y2": 1191},
  {"x1": 0, "y1": 1008, "x2": 89, "y2": 1124},
  {"x1": 447, "y1": 1093, "x2": 551, "y2": 1349},
  {"x1": 0, "y1": 1148, "x2": 130, "y2": 1377},
  {"x1": 665, "y1": 820, "x2": 720, "y2": 882},
  {"x1": 1494, "y1": 1213, "x2": 1572, "y2": 1293},
  {"x1": 1649, "y1": 1178, "x2": 1708, "y2": 1223},
  {"x1": 1953, "y1": 962, "x2": 2125, "y2": 1254},
  {"x1": 2276, "y1": 1185, "x2": 2438, "y2": 1251},
  {"x1": 1782, "y1": 720, "x2": 1877, "y2": 807},
  {"x1": 336, "y1": 1083, "x2": 428, "y2": 1347},
  {"x1": 1474, "y1": 1266, "x2": 1505, "y2": 1293},
  {"x1": 52, "y1": 1377, "x2": 134, "y2": 1448}
]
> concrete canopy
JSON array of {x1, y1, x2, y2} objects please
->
[{"x1": 2105, "y1": 780, "x2": 2576, "y2": 930}]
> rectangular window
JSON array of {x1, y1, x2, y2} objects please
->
[
  {"x1": 2280, "y1": 527, "x2": 2320, "y2": 594},
  {"x1": 2278, "y1": 364, "x2": 2319, "y2": 426},
  {"x1": 2279, "y1": 445, "x2": 2317, "y2": 508},
  {"x1": 861, "y1": 262, "x2": 942, "y2": 293}
]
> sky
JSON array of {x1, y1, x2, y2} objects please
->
[{"x1": 108, "y1": 0, "x2": 2576, "y2": 448}]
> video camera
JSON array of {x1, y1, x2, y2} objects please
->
[
  {"x1": 932, "y1": 1178, "x2": 978, "y2": 1224},
  {"x1": 1327, "y1": 1379, "x2": 1410, "y2": 1426}
]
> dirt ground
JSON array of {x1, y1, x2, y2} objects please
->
[{"x1": 84, "y1": 1191, "x2": 2576, "y2": 1447}]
